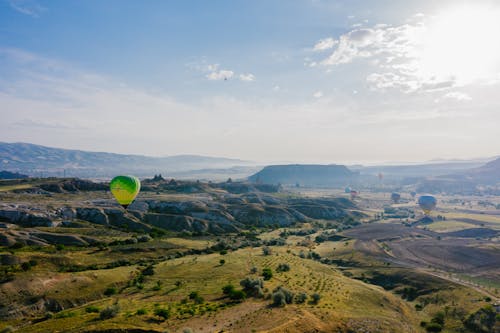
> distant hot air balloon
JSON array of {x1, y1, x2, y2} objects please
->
[
  {"x1": 378, "y1": 172, "x2": 383, "y2": 181},
  {"x1": 110, "y1": 175, "x2": 141, "y2": 209},
  {"x1": 350, "y1": 190, "x2": 358, "y2": 200},
  {"x1": 410, "y1": 191, "x2": 417, "y2": 199},
  {"x1": 391, "y1": 192, "x2": 401, "y2": 204},
  {"x1": 345, "y1": 186, "x2": 352, "y2": 193},
  {"x1": 418, "y1": 195, "x2": 437, "y2": 215}
]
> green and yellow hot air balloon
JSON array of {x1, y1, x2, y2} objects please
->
[{"x1": 110, "y1": 175, "x2": 141, "y2": 209}]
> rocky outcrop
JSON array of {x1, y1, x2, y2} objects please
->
[
  {"x1": 144, "y1": 213, "x2": 239, "y2": 233},
  {"x1": 29, "y1": 231, "x2": 98, "y2": 246},
  {"x1": 228, "y1": 204, "x2": 307, "y2": 227},
  {"x1": 147, "y1": 200, "x2": 209, "y2": 214},
  {"x1": 75, "y1": 207, "x2": 109, "y2": 225},
  {"x1": 104, "y1": 208, "x2": 151, "y2": 232},
  {"x1": 0, "y1": 209, "x2": 55, "y2": 227},
  {"x1": 0, "y1": 229, "x2": 98, "y2": 247}
]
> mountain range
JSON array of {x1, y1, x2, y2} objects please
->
[{"x1": 0, "y1": 142, "x2": 253, "y2": 178}]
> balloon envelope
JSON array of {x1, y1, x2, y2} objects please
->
[
  {"x1": 391, "y1": 192, "x2": 401, "y2": 203},
  {"x1": 110, "y1": 175, "x2": 141, "y2": 209},
  {"x1": 418, "y1": 195, "x2": 437, "y2": 214},
  {"x1": 345, "y1": 187, "x2": 352, "y2": 193}
]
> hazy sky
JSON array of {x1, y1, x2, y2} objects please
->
[{"x1": 1, "y1": 0, "x2": 500, "y2": 164}]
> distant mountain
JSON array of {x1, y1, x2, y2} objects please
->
[
  {"x1": 353, "y1": 161, "x2": 490, "y2": 179},
  {"x1": 0, "y1": 142, "x2": 251, "y2": 178},
  {"x1": 415, "y1": 157, "x2": 500, "y2": 195},
  {"x1": 0, "y1": 170, "x2": 28, "y2": 179},
  {"x1": 467, "y1": 157, "x2": 500, "y2": 180},
  {"x1": 248, "y1": 164, "x2": 358, "y2": 187}
]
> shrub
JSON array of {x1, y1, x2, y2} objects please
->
[
  {"x1": 100, "y1": 305, "x2": 120, "y2": 320},
  {"x1": 21, "y1": 262, "x2": 32, "y2": 271},
  {"x1": 154, "y1": 307, "x2": 170, "y2": 320},
  {"x1": 142, "y1": 265, "x2": 155, "y2": 276},
  {"x1": 188, "y1": 291, "x2": 204, "y2": 304},
  {"x1": 262, "y1": 246, "x2": 272, "y2": 256},
  {"x1": 272, "y1": 286, "x2": 294, "y2": 305},
  {"x1": 262, "y1": 268, "x2": 273, "y2": 280},
  {"x1": 55, "y1": 244, "x2": 65, "y2": 251},
  {"x1": 431, "y1": 311, "x2": 445, "y2": 326},
  {"x1": 424, "y1": 322, "x2": 442, "y2": 332},
  {"x1": 311, "y1": 293, "x2": 321, "y2": 304},
  {"x1": 272, "y1": 291, "x2": 286, "y2": 307},
  {"x1": 136, "y1": 308, "x2": 147, "y2": 315},
  {"x1": 219, "y1": 259, "x2": 225, "y2": 265},
  {"x1": 55, "y1": 311, "x2": 76, "y2": 318},
  {"x1": 85, "y1": 305, "x2": 100, "y2": 313},
  {"x1": 104, "y1": 287, "x2": 117, "y2": 296},
  {"x1": 220, "y1": 249, "x2": 228, "y2": 255},
  {"x1": 240, "y1": 277, "x2": 264, "y2": 298},
  {"x1": 296, "y1": 292, "x2": 308, "y2": 304},
  {"x1": 250, "y1": 266, "x2": 258, "y2": 274},
  {"x1": 153, "y1": 280, "x2": 162, "y2": 291},
  {"x1": 463, "y1": 305, "x2": 497, "y2": 333},
  {"x1": 222, "y1": 284, "x2": 235, "y2": 295},
  {"x1": 277, "y1": 263, "x2": 290, "y2": 272},
  {"x1": 229, "y1": 289, "x2": 246, "y2": 301}
]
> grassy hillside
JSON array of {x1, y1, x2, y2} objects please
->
[{"x1": 0, "y1": 178, "x2": 498, "y2": 332}]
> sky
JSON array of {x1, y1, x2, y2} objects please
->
[{"x1": 1, "y1": 0, "x2": 500, "y2": 164}]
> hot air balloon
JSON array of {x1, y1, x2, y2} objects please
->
[
  {"x1": 391, "y1": 192, "x2": 401, "y2": 204},
  {"x1": 378, "y1": 172, "x2": 383, "y2": 181},
  {"x1": 410, "y1": 191, "x2": 417, "y2": 199},
  {"x1": 350, "y1": 190, "x2": 358, "y2": 200},
  {"x1": 110, "y1": 175, "x2": 141, "y2": 209},
  {"x1": 344, "y1": 186, "x2": 352, "y2": 193},
  {"x1": 418, "y1": 195, "x2": 437, "y2": 215}
]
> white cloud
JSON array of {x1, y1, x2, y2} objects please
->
[
  {"x1": 239, "y1": 73, "x2": 255, "y2": 82},
  {"x1": 1, "y1": 48, "x2": 499, "y2": 163},
  {"x1": 313, "y1": 8, "x2": 500, "y2": 95},
  {"x1": 206, "y1": 69, "x2": 234, "y2": 81},
  {"x1": 313, "y1": 38, "x2": 337, "y2": 52},
  {"x1": 8, "y1": 0, "x2": 46, "y2": 17},
  {"x1": 442, "y1": 91, "x2": 472, "y2": 101},
  {"x1": 313, "y1": 91, "x2": 323, "y2": 98},
  {"x1": 188, "y1": 59, "x2": 252, "y2": 81}
]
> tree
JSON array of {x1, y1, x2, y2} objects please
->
[
  {"x1": 277, "y1": 263, "x2": 290, "y2": 272},
  {"x1": 262, "y1": 246, "x2": 272, "y2": 256},
  {"x1": 99, "y1": 305, "x2": 120, "y2": 320},
  {"x1": 154, "y1": 307, "x2": 170, "y2": 320},
  {"x1": 311, "y1": 293, "x2": 321, "y2": 304},
  {"x1": 262, "y1": 268, "x2": 273, "y2": 280},
  {"x1": 222, "y1": 284, "x2": 235, "y2": 295},
  {"x1": 463, "y1": 305, "x2": 497, "y2": 333}
]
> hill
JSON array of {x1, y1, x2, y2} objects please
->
[
  {"x1": 248, "y1": 164, "x2": 358, "y2": 187},
  {"x1": 416, "y1": 157, "x2": 500, "y2": 194},
  {"x1": 0, "y1": 142, "x2": 250, "y2": 178},
  {"x1": 0, "y1": 171, "x2": 28, "y2": 180}
]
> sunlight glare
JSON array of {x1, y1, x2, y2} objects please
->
[{"x1": 417, "y1": 4, "x2": 500, "y2": 85}]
